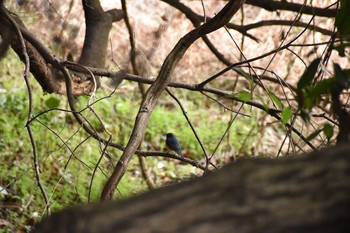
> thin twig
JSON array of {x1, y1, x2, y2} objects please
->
[
  {"x1": 2, "y1": 7, "x2": 51, "y2": 216},
  {"x1": 121, "y1": 0, "x2": 156, "y2": 190},
  {"x1": 198, "y1": 14, "x2": 316, "y2": 87},
  {"x1": 210, "y1": 104, "x2": 244, "y2": 162},
  {"x1": 202, "y1": 92, "x2": 250, "y2": 117},
  {"x1": 166, "y1": 89, "x2": 209, "y2": 169},
  {"x1": 61, "y1": 66, "x2": 317, "y2": 150},
  {"x1": 88, "y1": 136, "x2": 112, "y2": 203},
  {"x1": 200, "y1": 0, "x2": 206, "y2": 23},
  {"x1": 35, "y1": 119, "x2": 92, "y2": 170},
  {"x1": 64, "y1": 135, "x2": 91, "y2": 170},
  {"x1": 100, "y1": 0, "x2": 245, "y2": 200}
]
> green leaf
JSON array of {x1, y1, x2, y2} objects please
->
[
  {"x1": 256, "y1": 93, "x2": 269, "y2": 112},
  {"x1": 236, "y1": 91, "x2": 252, "y2": 102},
  {"x1": 302, "y1": 78, "x2": 335, "y2": 111},
  {"x1": 308, "y1": 78, "x2": 334, "y2": 97},
  {"x1": 268, "y1": 90, "x2": 283, "y2": 110},
  {"x1": 323, "y1": 123, "x2": 334, "y2": 140},
  {"x1": 297, "y1": 58, "x2": 322, "y2": 111},
  {"x1": 281, "y1": 107, "x2": 292, "y2": 125},
  {"x1": 335, "y1": 0, "x2": 350, "y2": 37},
  {"x1": 333, "y1": 63, "x2": 349, "y2": 89},
  {"x1": 306, "y1": 129, "x2": 322, "y2": 141},
  {"x1": 45, "y1": 97, "x2": 60, "y2": 108},
  {"x1": 297, "y1": 58, "x2": 321, "y2": 90}
]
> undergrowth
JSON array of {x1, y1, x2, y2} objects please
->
[{"x1": 0, "y1": 49, "x2": 258, "y2": 231}]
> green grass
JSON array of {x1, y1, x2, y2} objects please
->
[{"x1": 0, "y1": 49, "x2": 259, "y2": 230}]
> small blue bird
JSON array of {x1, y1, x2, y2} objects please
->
[{"x1": 166, "y1": 133, "x2": 183, "y2": 158}]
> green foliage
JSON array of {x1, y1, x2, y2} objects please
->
[
  {"x1": 297, "y1": 58, "x2": 321, "y2": 90},
  {"x1": 147, "y1": 91, "x2": 258, "y2": 160},
  {"x1": 334, "y1": 1, "x2": 350, "y2": 56},
  {"x1": 268, "y1": 90, "x2": 283, "y2": 110},
  {"x1": 281, "y1": 107, "x2": 292, "y2": 125},
  {"x1": 335, "y1": 0, "x2": 350, "y2": 37},
  {"x1": 334, "y1": 63, "x2": 350, "y2": 89},
  {"x1": 323, "y1": 123, "x2": 334, "y2": 141},
  {"x1": 0, "y1": 50, "x2": 259, "y2": 230},
  {"x1": 296, "y1": 58, "x2": 322, "y2": 118},
  {"x1": 296, "y1": 61, "x2": 350, "y2": 121},
  {"x1": 236, "y1": 90, "x2": 252, "y2": 102},
  {"x1": 306, "y1": 129, "x2": 322, "y2": 141},
  {"x1": 303, "y1": 78, "x2": 335, "y2": 110},
  {"x1": 45, "y1": 96, "x2": 60, "y2": 108},
  {"x1": 305, "y1": 123, "x2": 334, "y2": 142},
  {"x1": 1, "y1": 1, "x2": 346, "y2": 231},
  {"x1": 255, "y1": 93, "x2": 269, "y2": 112}
]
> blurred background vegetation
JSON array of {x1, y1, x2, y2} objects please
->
[{"x1": 0, "y1": 44, "x2": 258, "y2": 232}]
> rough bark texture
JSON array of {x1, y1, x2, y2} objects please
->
[
  {"x1": 79, "y1": 0, "x2": 124, "y2": 68},
  {"x1": 0, "y1": 10, "x2": 63, "y2": 94},
  {"x1": 34, "y1": 144, "x2": 350, "y2": 233}
]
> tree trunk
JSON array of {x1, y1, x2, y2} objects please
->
[
  {"x1": 78, "y1": 0, "x2": 123, "y2": 68},
  {"x1": 33, "y1": 144, "x2": 350, "y2": 233},
  {"x1": 0, "y1": 1, "x2": 123, "y2": 95}
]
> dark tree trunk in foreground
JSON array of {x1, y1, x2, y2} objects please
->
[{"x1": 34, "y1": 144, "x2": 350, "y2": 233}]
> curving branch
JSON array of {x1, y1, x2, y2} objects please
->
[
  {"x1": 166, "y1": 89, "x2": 211, "y2": 169},
  {"x1": 236, "y1": 19, "x2": 334, "y2": 36},
  {"x1": 0, "y1": 1, "x2": 123, "y2": 95},
  {"x1": 1, "y1": 0, "x2": 338, "y2": 206},
  {"x1": 162, "y1": 0, "x2": 258, "y2": 42},
  {"x1": 0, "y1": 4, "x2": 51, "y2": 216},
  {"x1": 163, "y1": 0, "x2": 336, "y2": 44},
  {"x1": 161, "y1": 0, "x2": 334, "y2": 93},
  {"x1": 64, "y1": 64, "x2": 319, "y2": 150},
  {"x1": 196, "y1": 14, "x2": 315, "y2": 89},
  {"x1": 100, "y1": 0, "x2": 246, "y2": 200},
  {"x1": 245, "y1": 0, "x2": 337, "y2": 17}
]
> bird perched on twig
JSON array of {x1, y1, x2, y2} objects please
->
[{"x1": 166, "y1": 133, "x2": 183, "y2": 158}]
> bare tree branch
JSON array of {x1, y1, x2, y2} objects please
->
[
  {"x1": 100, "y1": 0, "x2": 246, "y2": 200},
  {"x1": 162, "y1": 0, "x2": 259, "y2": 42},
  {"x1": 235, "y1": 19, "x2": 334, "y2": 36},
  {"x1": 0, "y1": 4, "x2": 51, "y2": 216},
  {"x1": 245, "y1": 0, "x2": 337, "y2": 17}
]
